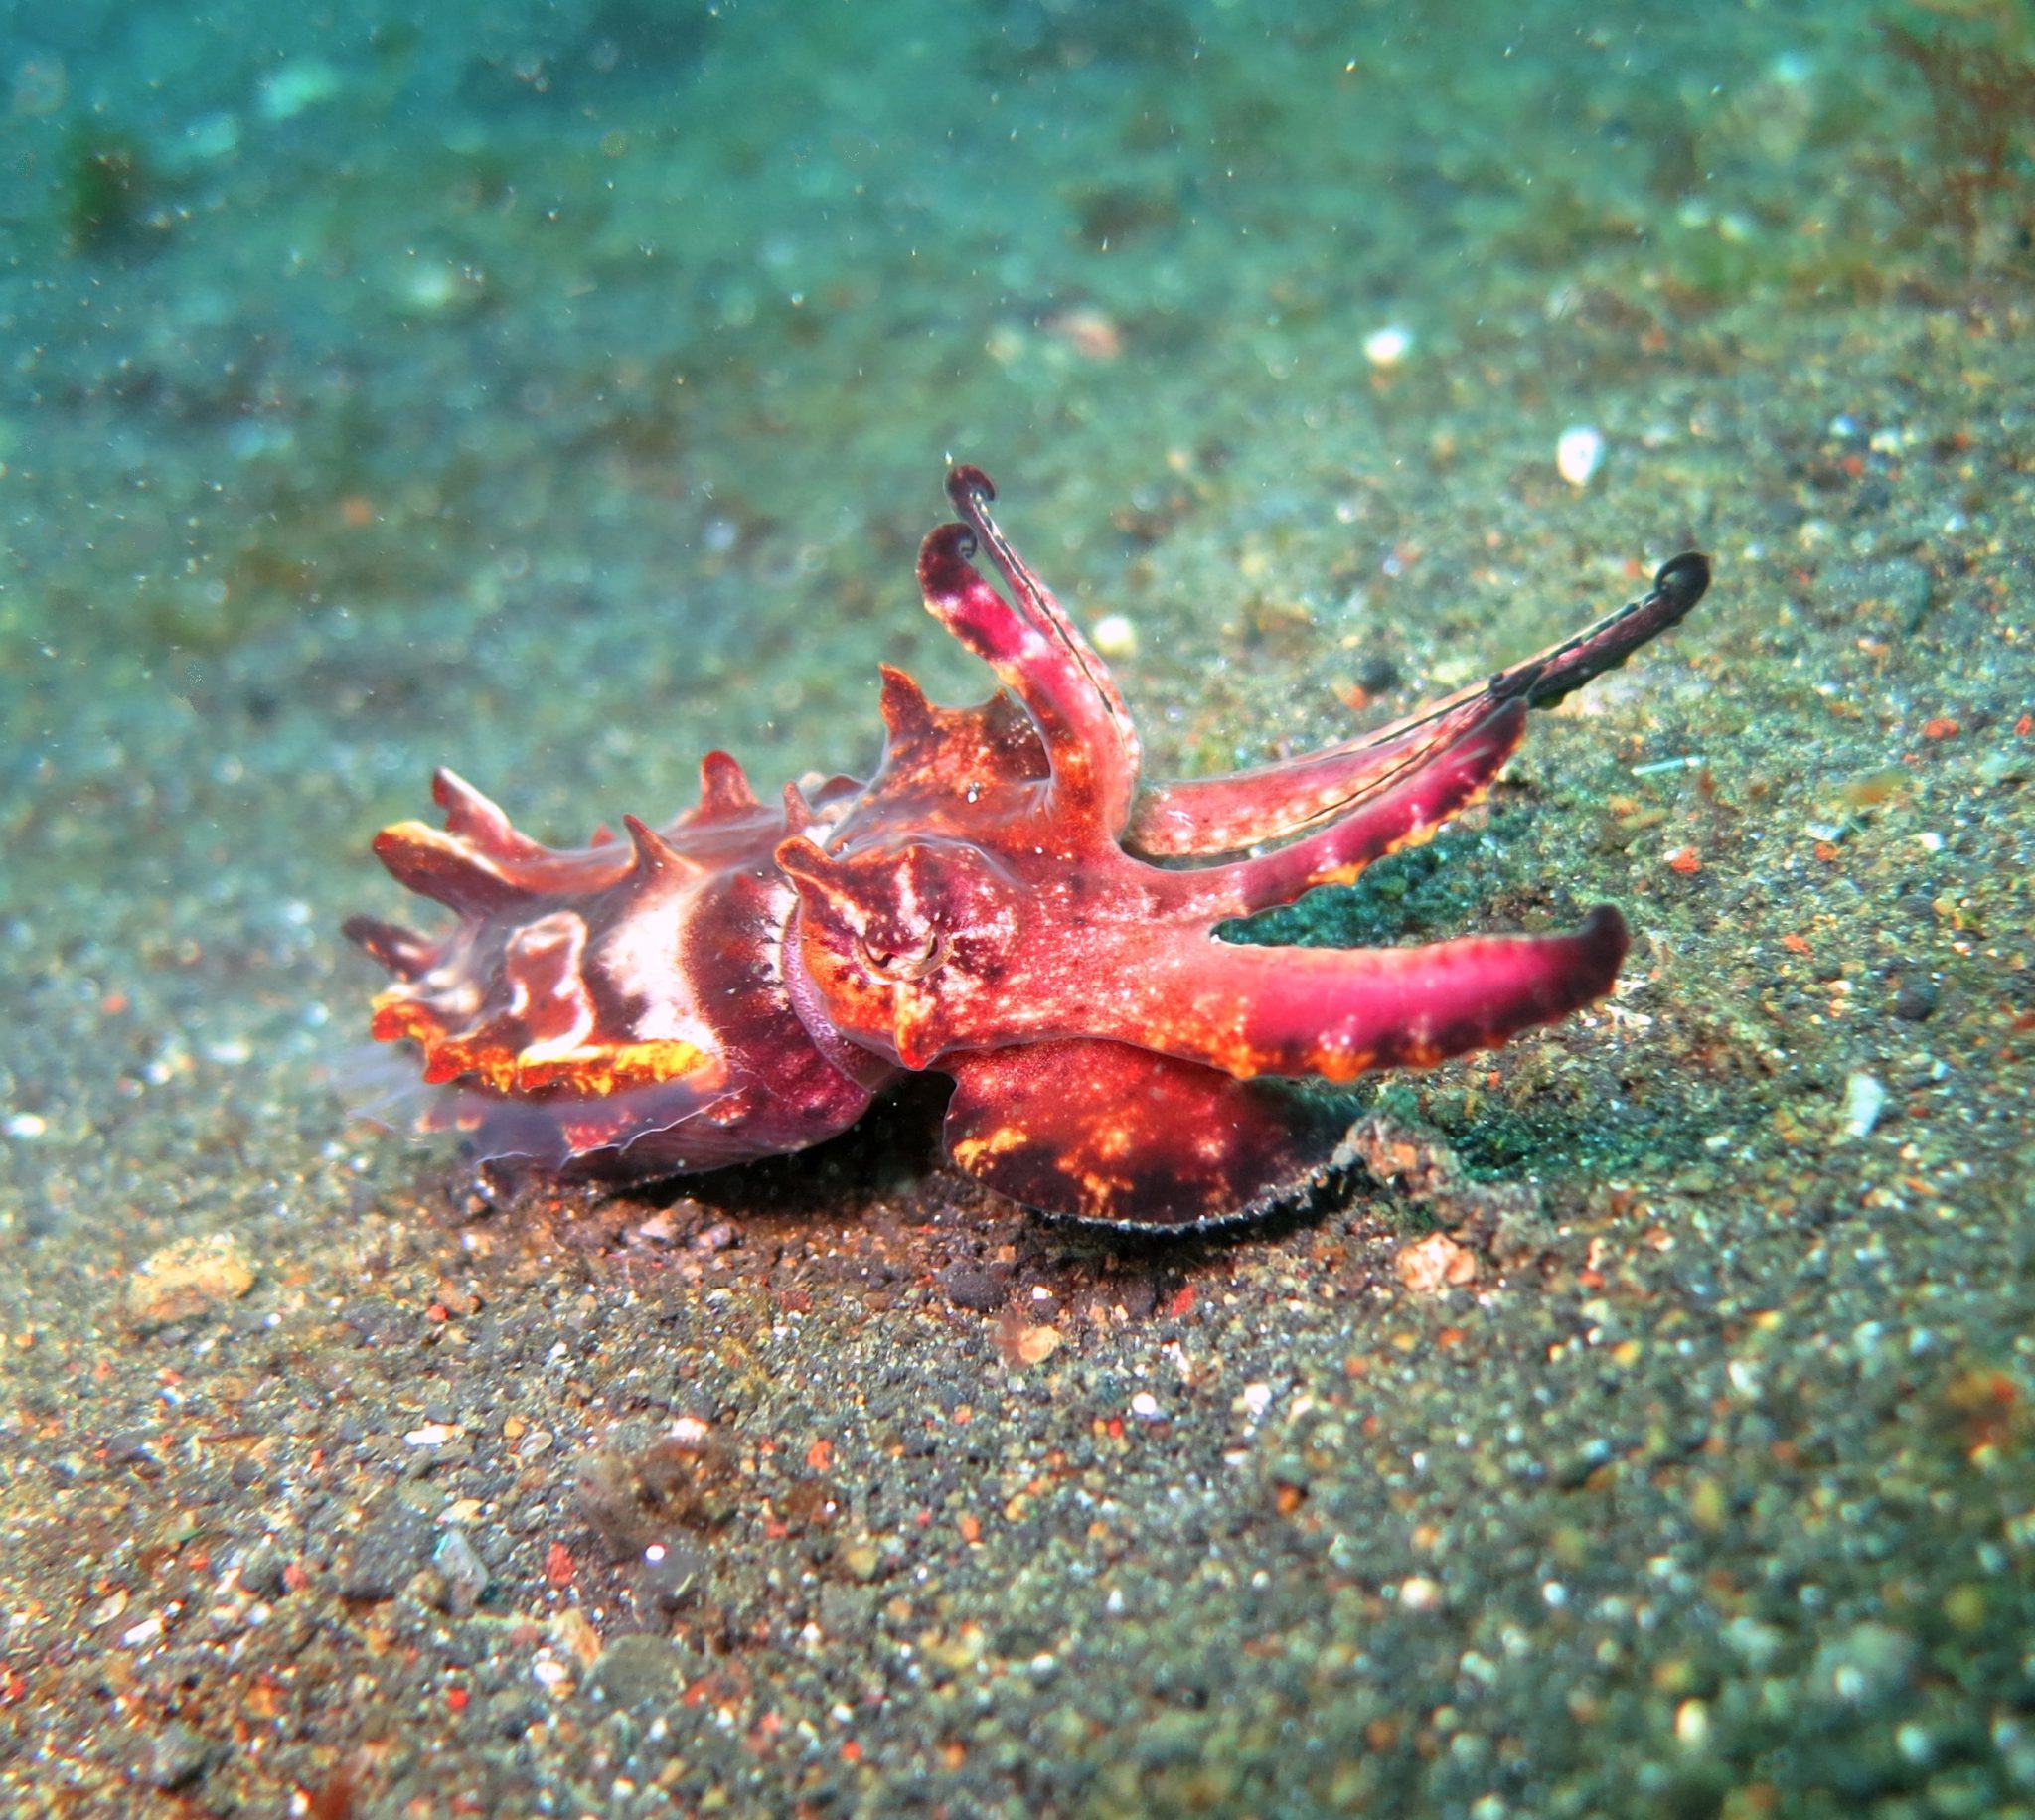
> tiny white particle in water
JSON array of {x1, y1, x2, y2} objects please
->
[
  {"x1": 1557, "y1": 426, "x2": 1604, "y2": 488},
  {"x1": 1363, "y1": 324, "x2": 1413, "y2": 368},
  {"x1": 1091, "y1": 613, "x2": 1138, "y2": 659}
]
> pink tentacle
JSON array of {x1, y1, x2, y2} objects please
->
[
  {"x1": 1128, "y1": 552, "x2": 1710, "y2": 858},
  {"x1": 1171, "y1": 699, "x2": 1527, "y2": 918},
  {"x1": 1126, "y1": 694, "x2": 1504, "y2": 858},
  {"x1": 1107, "y1": 908, "x2": 1630, "y2": 1082},
  {"x1": 916, "y1": 466, "x2": 1141, "y2": 832}
]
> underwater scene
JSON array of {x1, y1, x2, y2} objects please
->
[{"x1": 3, "y1": 0, "x2": 2033, "y2": 1813}]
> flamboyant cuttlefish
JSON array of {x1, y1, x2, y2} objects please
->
[{"x1": 346, "y1": 465, "x2": 1707, "y2": 1227}]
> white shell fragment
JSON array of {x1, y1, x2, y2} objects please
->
[{"x1": 1842, "y1": 1071, "x2": 1887, "y2": 1140}]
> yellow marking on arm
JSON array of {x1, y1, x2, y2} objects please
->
[
  {"x1": 388, "y1": 1005, "x2": 723, "y2": 1096},
  {"x1": 950, "y1": 1125, "x2": 1028, "y2": 1167}
]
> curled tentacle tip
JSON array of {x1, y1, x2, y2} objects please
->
[
  {"x1": 946, "y1": 464, "x2": 996, "y2": 511},
  {"x1": 1653, "y1": 551, "x2": 1710, "y2": 607},
  {"x1": 917, "y1": 521, "x2": 981, "y2": 588}
]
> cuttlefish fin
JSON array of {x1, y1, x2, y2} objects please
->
[{"x1": 942, "y1": 1038, "x2": 1349, "y2": 1228}]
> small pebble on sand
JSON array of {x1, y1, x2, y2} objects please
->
[{"x1": 123, "y1": 1233, "x2": 256, "y2": 1331}]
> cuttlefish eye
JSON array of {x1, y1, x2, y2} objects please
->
[{"x1": 859, "y1": 928, "x2": 946, "y2": 982}]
